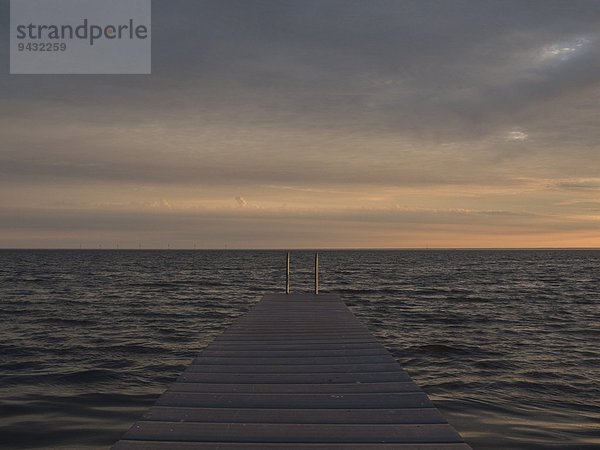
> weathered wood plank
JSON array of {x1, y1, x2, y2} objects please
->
[
  {"x1": 212, "y1": 338, "x2": 379, "y2": 344},
  {"x1": 199, "y1": 348, "x2": 391, "y2": 357},
  {"x1": 167, "y1": 381, "x2": 421, "y2": 393},
  {"x1": 205, "y1": 342, "x2": 384, "y2": 351},
  {"x1": 177, "y1": 371, "x2": 413, "y2": 384},
  {"x1": 141, "y1": 407, "x2": 447, "y2": 424},
  {"x1": 191, "y1": 355, "x2": 396, "y2": 365},
  {"x1": 155, "y1": 392, "x2": 433, "y2": 408},
  {"x1": 184, "y1": 363, "x2": 403, "y2": 373},
  {"x1": 114, "y1": 442, "x2": 473, "y2": 450},
  {"x1": 122, "y1": 422, "x2": 462, "y2": 443}
]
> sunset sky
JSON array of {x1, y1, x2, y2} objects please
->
[{"x1": 1, "y1": 0, "x2": 600, "y2": 248}]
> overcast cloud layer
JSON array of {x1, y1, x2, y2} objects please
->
[{"x1": 1, "y1": 0, "x2": 600, "y2": 248}]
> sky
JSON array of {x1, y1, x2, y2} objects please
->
[{"x1": 1, "y1": 0, "x2": 600, "y2": 248}]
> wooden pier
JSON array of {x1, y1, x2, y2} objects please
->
[{"x1": 113, "y1": 293, "x2": 471, "y2": 449}]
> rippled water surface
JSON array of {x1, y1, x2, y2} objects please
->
[{"x1": 1, "y1": 249, "x2": 599, "y2": 449}]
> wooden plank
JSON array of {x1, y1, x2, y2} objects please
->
[
  {"x1": 227, "y1": 323, "x2": 364, "y2": 326},
  {"x1": 167, "y1": 381, "x2": 422, "y2": 393},
  {"x1": 115, "y1": 442, "x2": 473, "y2": 450},
  {"x1": 184, "y1": 363, "x2": 403, "y2": 373},
  {"x1": 222, "y1": 325, "x2": 368, "y2": 328},
  {"x1": 141, "y1": 407, "x2": 447, "y2": 424},
  {"x1": 199, "y1": 348, "x2": 391, "y2": 357},
  {"x1": 155, "y1": 392, "x2": 433, "y2": 409},
  {"x1": 177, "y1": 371, "x2": 413, "y2": 384},
  {"x1": 217, "y1": 333, "x2": 374, "y2": 338},
  {"x1": 191, "y1": 355, "x2": 396, "y2": 365},
  {"x1": 212, "y1": 338, "x2": 378, "y2": 344},
  {"x1": 123, "y1": 422, "x2": 462, "y2": 443},
  {"x1": 205, "y1": 342, "x2": 384, "y2": 351}
]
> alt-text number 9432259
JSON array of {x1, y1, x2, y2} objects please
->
[{"x1": 18, "y1": 42, "x2": 67, "y2": 51}]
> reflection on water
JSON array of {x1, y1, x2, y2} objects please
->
[{"x1": 1, "y1": 249, "x2": 599, "y2": 449}]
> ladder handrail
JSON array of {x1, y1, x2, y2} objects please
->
[{"x1": 285, "y1": 251, "x2": 319, "y2": 295}]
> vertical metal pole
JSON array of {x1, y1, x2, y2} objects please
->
[
  {"x1": 286, "y1": 252, "x2": 290, "y2": 294},
  {"x1": 315, "y1": 252, "x2": 319, "y2": 295}
]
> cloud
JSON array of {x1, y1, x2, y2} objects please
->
[
  {"x1": 553, "y1": 179, "x2": 600, "y2": 191},
  {"x1": 1, "y1": 204, "x2": 597, "y2": 249},
  {"x1": 235, "y1": 196, "x2": 247, "y2": 207},
  {"x1": 505, "y1": 130, "x2": 529, "y2": 141},
  {"x1": 150, "y1": 199, "x2": 173, "y2": 209}
]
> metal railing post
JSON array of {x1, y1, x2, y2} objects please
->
[
  {"x1": 286, "y1": 252, "x2": 290, "y2": 294},
  {"x1": 315, "y1": 252, "x2": 319, "y2": 295}
]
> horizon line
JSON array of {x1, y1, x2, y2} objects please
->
[{"x1": 1, "y1": 247, "x2": 600, "y2": 251}]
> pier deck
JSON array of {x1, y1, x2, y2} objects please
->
[{"x1": 113, "y1": 293, "x2": 471, "y2": 449}]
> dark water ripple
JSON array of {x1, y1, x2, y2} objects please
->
[{"x1": 0, "y1": 249, "x2": 599, "y2": 449}]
